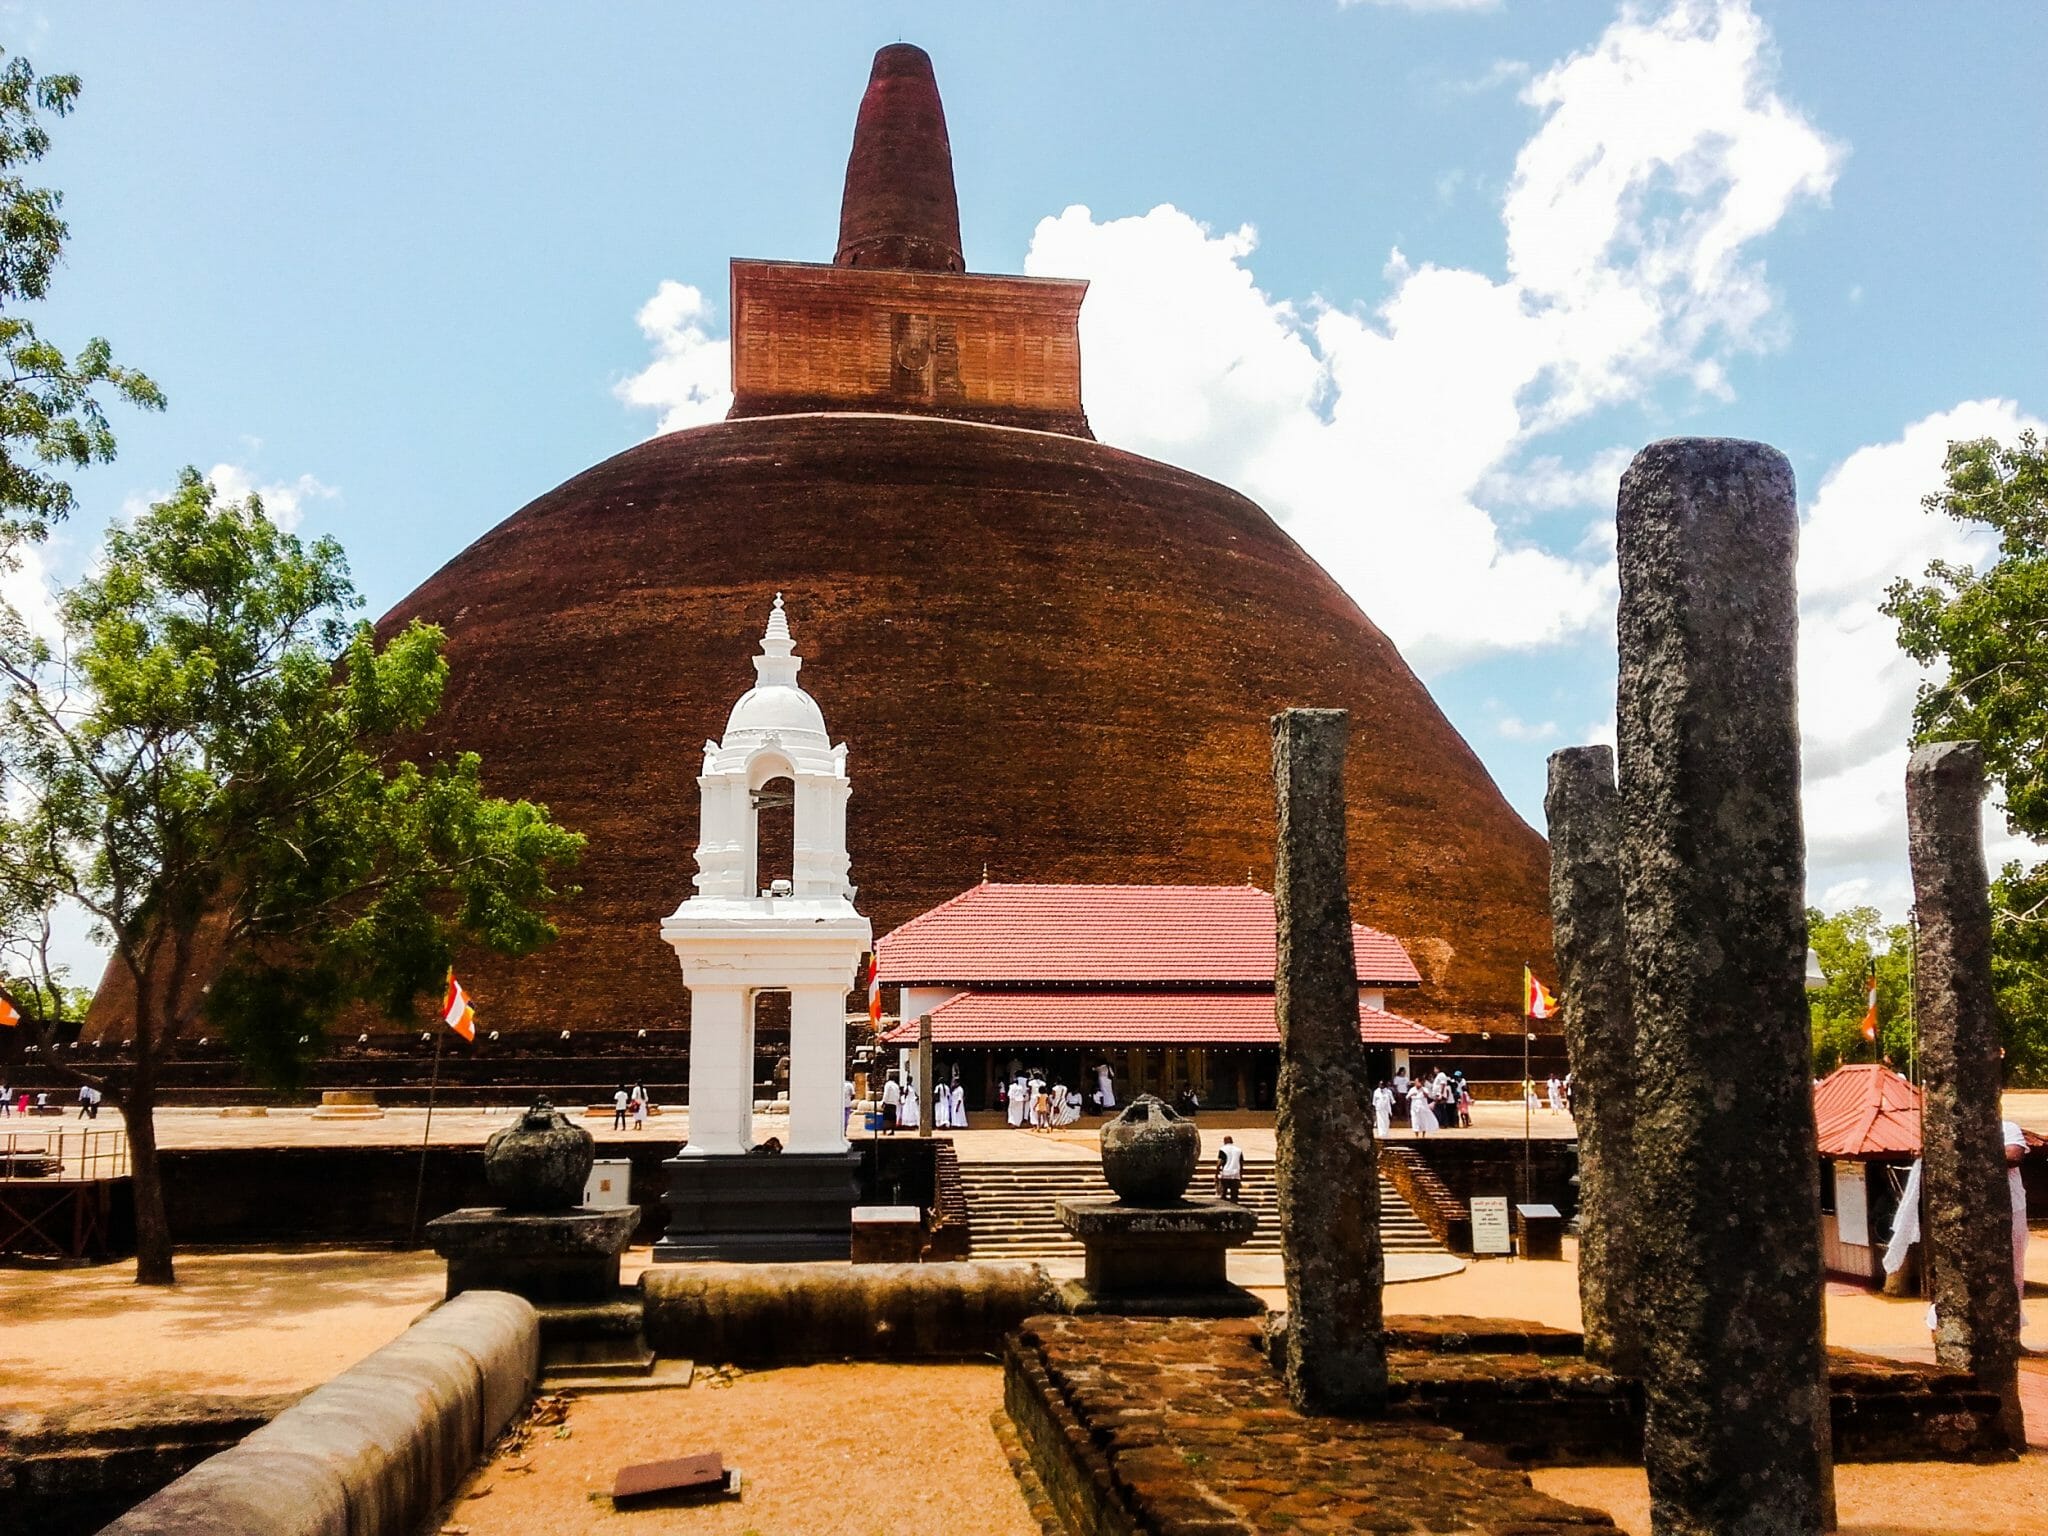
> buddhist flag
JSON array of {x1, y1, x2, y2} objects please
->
[
  {"x1": 1524, "y1": 967, "x2": 1557, "y2": 1020},
  {"x1": 442, "y1": 970, "x2": 476, "y2": 1042},
  {"x1": 0, "y1": 994, "x2": 17, "y2": 1028},
  {"x1": 866, "y1": 951, "x2": 883, "y2": 1029},
  {"x1": 1860, "y1": 972, "x2": 1879, "y2": 1043}
]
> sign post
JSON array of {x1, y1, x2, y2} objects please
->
[{"x1": 1470, "y1": 1195, "x2": 1512, "y2": 1256}]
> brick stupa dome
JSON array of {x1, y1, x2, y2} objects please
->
[{"x1": 92, "y1": 44, "x2": 1554, "y2": 1047}]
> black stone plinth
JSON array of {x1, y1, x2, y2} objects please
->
[
  {"x1": 425, "y1": 1205, "x2": 638, "y2": 1303},
  {"x1": 1055, "y1": 1196, "x2": 1262, "y2": 1317},
  {"x1": 653, "y1": 1150, "x2": 859, "y2": 1263}
]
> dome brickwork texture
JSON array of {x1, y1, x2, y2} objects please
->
[{"x1": 361, "y1": 411, "x2": 1552, "y2": 1041}]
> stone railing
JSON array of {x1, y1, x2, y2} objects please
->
[
  {"x1": 98, "y1": 1290, "x2": 537, "y2": 1536},
  {"x1": 1378, "y1": 1144, "x2": 1471, "y2": 1253},
  {"x1": 925, "y1": 1139, "x2": 971, "y2": 1261}
]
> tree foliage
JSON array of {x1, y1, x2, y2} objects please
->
[
  {"x1": 0, "y1": 471, "x2": 583, "y2": 1279},
  {"x1": 1807, "y1": 905, "x2": 1912, "y2": 1077},
  {"x1": 1883, "y1": 429, "x2": 2048, "y2": 1081},
  {"x1": 0, "y1": 51, "x2": 163, "y2": 542}
]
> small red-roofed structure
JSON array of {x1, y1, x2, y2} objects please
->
[
  {"x1": 873, "y1": 882, "x2": 1444, "y2": 1112},
  {"x1": 1812, "y1": 1063, "x2": 1923, "y2": 1285},
  {"x1": 1813, "y1": 1062, "x2": 1923, "y2": 1159}
]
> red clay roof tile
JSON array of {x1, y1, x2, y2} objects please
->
[
  {"x1": 879, "y1": 989, "x2": 1447, "y2": 1047},
  {"x1": 875, "y1": 883, "x2": 1422, "y2": 987}
]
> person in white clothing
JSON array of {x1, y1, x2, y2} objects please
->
[
  {"x1": 1007, "y1": 1077, "x2": 1027, "y2": 1127},
  {"x1": 1546, "y1": 1076, "x2": 1564, "y2": 1114},
  {"x1": 1095, "y1": 1061, "x2": 1117, "y2": 1111},
  {"x1": 1372, "y1": 1083, "x2": 1394, "y2": 1138},
  {"x1": 844, "y1": 1080, "x2": 855, "y2": 1135},
  {"x1": 2006, "y1": 1120, "x2": 2031, "y2": 1304},
  {"x1": 880, "y1": 1073, "x2": 902, "y2": 1134},
  {"x1": 1215, "y1": 1136, "x2": 1246, "y2": 1202},
  {"x1": 898, "y1": 1073, "x2": 920, "y2": 1131},
  {"x1": 1407, "y1": 1084, "x2": 1436, "y2": 1135},
  {"x1": 630, "y1": 1083, "x2": 648, "y2": 1130},
  {"x1": 949, "y1": 1081, "x2": 967, "y2": 1129}
]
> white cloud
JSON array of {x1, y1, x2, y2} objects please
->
[
  {"x1": 1022, "y1": 0, "x2": 1838, "y2": 671},
  {"x1": 1497, "y1": 716, "x2": 1562, "y2": 742},
  {"x1": 1796, "y1": 398, "x2": 2047, "y2": 911},
  {"x1": 0, "y1": 538, "x2": 64, "y2": 646},
  {"x1": 617, "y1": 281, "x2": 732, "y2": 434},
  {"x1": 205, "y1": 463, "x2": 338, "y2": 534}
]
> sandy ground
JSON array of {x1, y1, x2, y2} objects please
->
[
  {"x1": 431, "y1": 1363, "x2": 1038, "y2": 1536},
  {"x1": 0, "y1": 1248, "x2": 443, "y2": 1409},
  {"x1": 1528, "y1": 1462, "x2": 2048, "y2": 1536}
]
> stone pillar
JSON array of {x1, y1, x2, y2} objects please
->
[
  {"x1": 682, "y1": 984, "x2": 754, "y2": 1156},
  {"x1": 917, "y1": 1014, "x2": 935, "y2": 1139},
  {"x1": 1545, "y1": 744, "x2": 1640, "y2": 1374},
  {"x1": 786, "y1": 984, "x2": 850, "y2": 1155},
  {"x1": 1907, "y1": 740, "x2": 2024, "y2": 1450},
  {"x1": 1270, "y1": 707, "x2": 1385, "y2": 1413},
  {"x1": 1616, "y1": 438, "x2": 1832, "y2": 1535}
]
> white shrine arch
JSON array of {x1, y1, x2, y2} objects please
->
[{"x1": 660, "y1": 596, "x2": 871, "y2": 1158}]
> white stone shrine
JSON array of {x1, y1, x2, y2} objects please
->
[{"x1": 660, "y1": 596, "x2": 871, "y2": 1159}]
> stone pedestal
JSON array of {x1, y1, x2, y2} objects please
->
[
  {"x1": 425, "y1": 1205, "x2": 638, "y2": 1303},
  {"x1": 653, "y1": 1150, "x2": 859, "y2": 1262},
  {"x1": 1054, "y1": 1196, "x2": 1261, "y2": 1316},
  {"x1": 311, "y1": 1089, "x2": 383, "y2": 1120}
]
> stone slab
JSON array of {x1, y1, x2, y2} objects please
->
[
  {"x1": 653, "y1": 1150, "x2": 859, "y2": 1263},
  {"x1": 425, "y1": 1205, "x2": 638, "y2": 1304},
  {"x1": 642, "y1": 1260, "x2": 1055, "y2": 1364},
  {"x1": 1004, "y1": 1314, "x2": 1620, "y2": 1535}
]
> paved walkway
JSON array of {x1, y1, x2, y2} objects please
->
[{"x1": 52, "y1": 1098, "x2": 1582, "y2": 1158}]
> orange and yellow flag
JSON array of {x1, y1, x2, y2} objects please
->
[
  {"x1": 1524, "y1": 966, "x2": 1558, "y2": 1020},
  {"x1": 442, "y1": 970, "x2": 476, "y2": 1042}
]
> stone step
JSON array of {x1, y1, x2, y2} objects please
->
[{"x1": 954, "y1": 1161, "x2": 1444, "y2": 1258}]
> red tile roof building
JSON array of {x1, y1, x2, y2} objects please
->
[
  {"x1": 875, "y1": 883, "x2": 1445, "y2": 1108},
  {"x1": 1812, "y1": 1063, "x2": 1923, "y2": 1159}
]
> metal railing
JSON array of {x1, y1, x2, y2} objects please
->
[{"x1": 0, "y1": 1126, "x2": 131, "y2": 1183}]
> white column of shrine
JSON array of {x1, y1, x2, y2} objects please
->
[{"x1": 661, "y1": 595, "x2": 871, "y2": 1159}]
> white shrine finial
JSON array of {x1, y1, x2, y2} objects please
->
[{"x1": 754, "y1": 592, "x2": 800, "y2": 689}]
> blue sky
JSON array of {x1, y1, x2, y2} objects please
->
[{"x1": 13, "y1": 1, "x2": 2048, "y2": 975}]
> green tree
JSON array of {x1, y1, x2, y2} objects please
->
[
  {"x1": 1807, "y1": 905, "x2": 1913, "y2": 1076},
  {"x1": 1883, "y1": 430, "x2": 2048, "y2": 1082},
  {"x1": 0, "y1": 51, "x2": 163, "y2": 542},
  {"x1": 0, "y1": 471, "x2": 582, "y2": 1283}
]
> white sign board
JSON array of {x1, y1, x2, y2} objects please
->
[
  {"x1": 1470, "y1": 1195, "x2": 1513, "y2": 1255},
  {"x1": 1834, "y1": 1159, "x2": 1870, "y2": 1248}
]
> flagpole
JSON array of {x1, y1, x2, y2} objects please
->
[
  {"x1": 1522, "y1": 989, "x2": 1532, "y2": 1208},
  {"x1": 409, "y1": 1025, "x2": 445, "y2": 1244}
]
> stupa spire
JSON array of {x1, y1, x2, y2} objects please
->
[
  {"x1": 835, "y1": 44, "x2": 965, "y2": 273},
  {"x1": 753, "y1": 592, "x2": 801, "y2": 689}
]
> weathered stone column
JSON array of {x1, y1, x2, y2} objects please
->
[
  {"x1": 1271, "y1": 707, "x2": 1385, "y2": 1413},
  {"x1": 1545, "y1": 744, "x2": 1640, "y2": 1374},
  {"x1": 917, "y1": 1013, "x2": 935, "y2": 1140},
  {"x1": 1616, "y1": 438, "x2": 1832, "y2": 1535},
  {"x1": 1907, "y1": 740, "x2": 2024, "y2": 1451}
]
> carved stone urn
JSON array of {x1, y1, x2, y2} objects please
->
[
  {"x1": 484, "y1": 1097, "x2": 595, "y2": 1212},
  {"x1": 1099, "y1": 1094, "x2": 1200, "y2": 1206}
]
